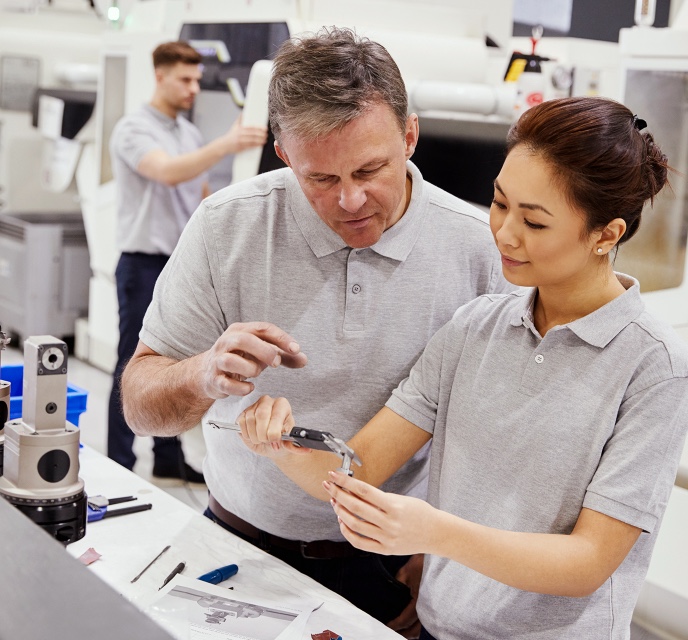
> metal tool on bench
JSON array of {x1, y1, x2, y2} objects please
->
[
  {"x1": 87, "y1": 494, "x2": 153, "y2": 522},
  {"x1": 0, "y1": 336, "x2": 86, "y2": 544},
  {"x1": 207, "y1": 420, "x2": 362, "y2": 476}
]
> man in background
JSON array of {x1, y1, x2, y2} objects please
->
[{"x1": 108, "y1": 41, "x2": 267, "y2": 481}]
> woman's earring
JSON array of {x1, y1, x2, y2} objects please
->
[{"x1": 597, "y1": 247, "x2": 603, "y2": 254}]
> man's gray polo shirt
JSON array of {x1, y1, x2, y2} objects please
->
[
  {"x1": 141, "y1": 161, "x2": 511, "y2": 541},
  {"x1": 110, "y1": 104, "x2": 206, "y2": 255},
  {"x1": 387, "y1": 274, "x2": 688, "y2": 639}
]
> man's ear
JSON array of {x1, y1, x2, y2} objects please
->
[
  {"x1": 404, "y1": 113, "x2": 419, "y2": 160},
  {"x1": 274, "y1": 141, "x2": 290, "y2": 168}
]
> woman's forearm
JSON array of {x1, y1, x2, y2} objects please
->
[
  {"x1": 326, "y1": 475, "x2": 642, "y2": 598},
  {"x1": 428, "y1": 511, "x2": 597, "y2": 596}
]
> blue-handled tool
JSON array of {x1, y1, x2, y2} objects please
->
[
  {"x1": 197, "y1": 563, "x2": 239, "y2": 585},
  {"x1": 87, "y1": 502, "x2": 153, "y2": 522}
]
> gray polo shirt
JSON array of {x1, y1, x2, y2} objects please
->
[
  {"x1": 387, "y1": 275, "x2": 688, "y2": 640},
  {"x1": 110, "y1": 104, "x2": 206, "y2": 255},
  {"x1": 141, "y1": 161, "x2": 511, "y2": 541}
]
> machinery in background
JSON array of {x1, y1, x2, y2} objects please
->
[
  {"x1": 0, "y1": 1, "x2": 102, "y2": 344},
  {"x1": 614, "y1": 4, "x2": 688, "y2": 337},
  {"x1": 0, "y1": 335, "x2": 86, "y2": 545},
  {"x1": 0, "y1": 2, "x2": 103, "y2": 214},
  {"x1": 0, "y1": 212, "x2": 90, "y2": 344},
  {"x1": 0, "y1": 326, "x2": 11, "y2": 477}
]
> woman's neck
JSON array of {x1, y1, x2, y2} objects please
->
[{"x1": 533, "y1": 267, "x2": 627, "y2": 336}]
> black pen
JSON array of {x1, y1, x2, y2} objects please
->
[{"x1": 159, "y1": 561, "x2": 185, "y2": 590}]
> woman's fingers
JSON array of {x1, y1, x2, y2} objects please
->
[{"x1": 323, "y1": 471, "x2": 430, "y2": 556}]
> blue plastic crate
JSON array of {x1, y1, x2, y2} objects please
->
[{"x1": 1, "y1": 363, "x2": 88, "y2": 427}]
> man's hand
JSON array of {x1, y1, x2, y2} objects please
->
[
  {"x1": 387, "y1": 555, "x2": 423, "y2": 639},
  {"x1": 200, "y1": 322, "x2": 307, "y2": 400},
  {"x1": 236, "y1": 395, "x2": 310, "y2": 459},
  {"x1": 222, "y1": 116, "x2": 268, "y2": 154}
]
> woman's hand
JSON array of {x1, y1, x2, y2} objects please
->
[
  {"x1": 236, "y1": 395, "x2": 310, "y2": 459},
  {"x1": 323, "y1": 471, "x2": 438, "y2": 556}
]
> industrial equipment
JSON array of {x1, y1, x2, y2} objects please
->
[
  {"x1": 0, "y1": 211, "x2": 90, "y2": 343},
  {"x1": 0, "y1": 335, "x2": 86, "y2": 545}
]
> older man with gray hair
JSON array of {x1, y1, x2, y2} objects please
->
[{"x1": 123, "y1": 27, "x2": 510, "y2": 636}]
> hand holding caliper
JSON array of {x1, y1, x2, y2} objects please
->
[{"x1": 207, "y1": 419, "x2": 362, "y2": 476}]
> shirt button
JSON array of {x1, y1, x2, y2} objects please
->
[
  {"x1": 352, "y1": 284, "x2": 361, "y2": 294},
  {"x1": 535, "y1": 354, "x2": 544, "y2": 364}
]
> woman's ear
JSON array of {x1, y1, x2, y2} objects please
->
[{"x1": 595, "y1": 218, "x2": 627, "y2": 254}]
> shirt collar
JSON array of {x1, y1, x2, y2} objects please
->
[
  {"x1": 143, "y1": 104, "x2": 179, "y2": 131},
  {"x1": 287, "y1": 161, "x2": 428, "y2": 261},
  {"x1": 509, "y1": 273, "x2": 646, "y2": 347}
]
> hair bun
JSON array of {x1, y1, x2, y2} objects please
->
[{"x1": 642, "y1": 132, "x2": 669, "y2": 202}]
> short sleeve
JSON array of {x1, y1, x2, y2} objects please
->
[
  {"x1": 140, "y1": 204, "x2": 227, "y2": 359},
  {"x1": 386, "y1": 309, "x2": 468, "y2": 433},
  {"x1": 584, "y1": 376, "x2": 688, "y2": 533},
  {"x1": 112, "y1": 120, "x2": 163, "y2": 172}
]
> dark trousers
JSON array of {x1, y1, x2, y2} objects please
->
[
  {"x1": 107, "y1": 252, "x2": 181, "y2": 470},
  {"x1": 419, "y1": 627, "x2": 437, "y2": 640},
  {"x1": 203, "y1": 507, "x2": 413, "y2": 624}
]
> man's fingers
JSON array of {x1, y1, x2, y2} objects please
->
[
  {"x1": 239, "y1": 395, "x2": 297, "y2": 446},
  {"x1": 217, "y1": 351, "x2": 265, "y2": 380},
  {"x1": 232, "y1": 322, "x2": 302, "y2": 356},
  {"x1": 253, "y1": 396, "x2": 293, "y2": 442},
  {"x1": 278, "y1": 350, "x2": 308, "y2": 369},
  {"x1": 209, "y1": 373, "x2": 255, "y2": 399}
]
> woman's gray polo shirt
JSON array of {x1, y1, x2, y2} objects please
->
[
  {"x1": 141, "y1": 161, "x2": 511, "y2": 542},
  {"x1": 387, "y1": 274, "x2": 688, "y2": 639}
]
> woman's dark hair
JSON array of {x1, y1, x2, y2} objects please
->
[{"x1": 506, "y1": 97, "x2": 670, "y2": 244}]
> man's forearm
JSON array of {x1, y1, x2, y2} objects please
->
[
  {"x1": 155, "y1": 138, "x2": 229, "y2": 185},
  {"x1": 122, "y1": 352, "x2": 214, "y2": 436}
]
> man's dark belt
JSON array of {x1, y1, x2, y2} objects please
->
[{"x1": 208, "y1": 494, "x2": 368, "y2": 560}]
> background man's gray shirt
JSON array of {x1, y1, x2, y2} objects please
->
[
  {"x1": 141, "y1": 161, "x2": 511, "y2": 541},
  {"x1": 388, "y1": 276, "x2": 688, "y2": 639},
  {"x1": 110, "y1": 104, "x2": 207, "y2": 255}
]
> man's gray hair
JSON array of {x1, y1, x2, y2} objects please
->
[{"x1": 269, "y1": 27, "x2": 408, "y2": 142}]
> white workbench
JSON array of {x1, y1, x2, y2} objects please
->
[
  {"x1": 67, "y1": 446, "x2": 403, "y2": 640},
  {"x1": 634, "y1": 486, "x2": 688, "y2": 640}
]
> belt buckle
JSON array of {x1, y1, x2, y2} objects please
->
[{"x1": 300, "y1": 540, "x2": 324, "y2": 559}]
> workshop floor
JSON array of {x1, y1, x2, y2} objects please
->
[
  {"x1": 0, "y1": 345, "x2": 666, "y2": 640},
  {"x1": 1, "y1": 345, "x2": 208, "y2": 513}
]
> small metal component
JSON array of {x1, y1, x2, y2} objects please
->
[
  {"x1": 0, "y1": 327, "x2": 10, "y2": 351},
  {"x1": 208, "y1": 420, "x2": 362, "y2": 476}
]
